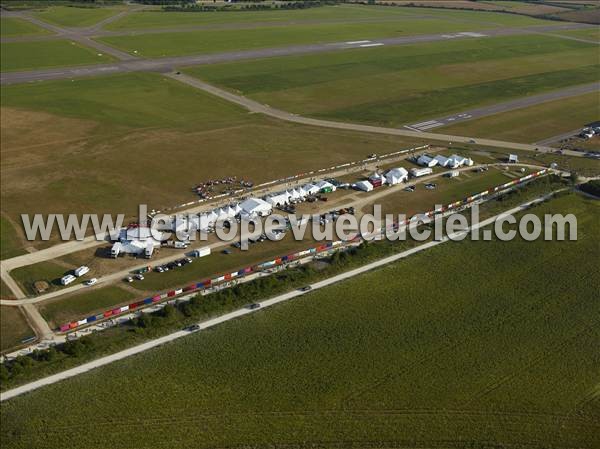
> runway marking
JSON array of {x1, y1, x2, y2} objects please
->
[
  {"x1": 359, "y1": 43, "x2": 384, "y2": 47},
  {"x1": 417, "y1": 122, "x2": 443, "y2": 130},
  {"x1": 459, "y1": 32, "x2": 486, "y2": 37},
  {"x1": 411, "y1": 119, "x2": 438, "y2": 127},
  {"x1": 345, "y1": 40, "x2": 371, "y2": 44}
]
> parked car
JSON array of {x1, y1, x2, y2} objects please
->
[
  {"x1": 124, "y1": 276, "x2": 134, "y2": 283},
  {"x1": 404, "y1": 185, "x2": 415, "y2": 192},
  {"x1": 84, "y1": 278, "x2": 98, "y2": 286},
  {"x1": 247, "y1": 303, "x2": 261, "y2": 310},
  {"x1": 135, "y1": 274, "x2": 144, "y2": 281},
  {"x1": 185, "y1": 324, "x2": 201, "y2": 332},
  {"x1": 299, "y1": 286, "x2": 312, "y2": 292}
]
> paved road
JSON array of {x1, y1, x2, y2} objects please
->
[
  {"x1": 404, "y1": 82, "x2": 600, "y2": 132},
  {"x1": 0, "y1": 189, "x2": 562, "y2": 402},
  {"x1": 1, "y1": 22, "x2": 593, "y2": 85},
  {"x1": 2, "y1": 11, "x2": 138, "y2": 61}
]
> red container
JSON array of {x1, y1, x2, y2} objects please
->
[
  {"x1": 69, "y1": 322, "x2": 78, "y2": 329},
  {"x1": 167, "y1": 291, "x2": 176, "y2": 297},
  {"x1": 112, "y1": 308, "x2": 121, "y2": 315},
  {"x1": 103, "y1": 311, "x2": 113, "y2": 318},
  {"x1": 60, "y1": 324, "x2": 70, "y2": 332},
  {"x1": 152, "y1": 295, "x2": 161, "y2": 301}
]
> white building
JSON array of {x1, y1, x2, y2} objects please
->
[
  {"x1": 385, "y1": 167, "x2": 409, "y2": 185},
  {"x1": 508, "y1": 154, "x2": 519, "y2": 163},
  {"x1": 354, "y1": 180, "x2": 374, "y2": 192}
]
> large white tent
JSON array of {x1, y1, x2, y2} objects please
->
[
  {"x1": 417, "y1": 154, "x2": 438, "y2": 167},
  {"x1": 315, "y1": 180, "x2": 336, "y2": 192},
  {"x1": 240, "y1": 197, "x2": 273, "y2": 217},
  {"x1": 266, "y1": 192, "x2": 291, "y2": 207},
  {"x1": 302, "y1": 183, "x2": 320, "y2": 195},
  {"x1": 354, "y1": 180, "x2": 374, "y2": 192},
  {"x1": 385, "y1": 167, "x2": 409, "y2": 185}
]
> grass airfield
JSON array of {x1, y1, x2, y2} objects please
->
[{"x1": 188, "y1": 34, "x2": 599, "y2": 127}]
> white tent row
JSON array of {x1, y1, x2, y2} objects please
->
[
  {"x1": 265, "y1": 182, "x2": 328, "y2": 208},
  {"x1": 434, "y1": 154, "x2": 474, "y2": 168}
]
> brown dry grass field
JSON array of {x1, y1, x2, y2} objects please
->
[{"x1": 0, "y1": 73, "x2": 428, "y2": 254}]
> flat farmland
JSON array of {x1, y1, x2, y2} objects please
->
[
  {"x1": 104, "y1": 4, "x2": 549, "y2": 31},
  {"x1": 0, "y1": 72, "x2": 424, "y2": 252},
  {"x1": 187, "y1": 34, "x2": 599, "y2": 127},
  {"x1": 0, "y1": 307, "x2": 34, "y2": 352},
  {"x1": 0, "y1": 40, "x2": 114, "y2": 72},
  {"x1": 1, "y1": 193, "x2": 598, "y2": 448},
  {"x1": 0, "y1": 17, "x2": 49, "y2": 37},
  {"x1": 31, "y1": 5, "x2": 123, "y2": 28},
  {"x1": 439, "y1": 93, "x2": 600, "y2": 143}
]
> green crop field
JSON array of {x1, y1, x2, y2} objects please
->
[
  {"x1": 0, "y1": 307, "x2": 34, "y2": 352},
  {"x1": 187, "y1": 34, "x2": 599, "y2": 127},
  {"x1": 1, "y1": 193, "x2": 598, "y2": 448},
  {"x1": 32, "y1": 6, "x2": 122, "y2": 28},
  {"x1": 440, "y1": 94, "x2": 600, "y2": 143},
  {"x1": 105, "y1": 4, "x2": 550, "y2": 31},
  {"x1": 0, "y1": 39, "x2": 114, "y2": 72},
  {"x1": 0, "y1": 72, "x2": 424, "y2": 253},
  {"x1": 0, "y1": 17, "x2": 48, "y2": 37},
  {"x1": 38, "y1": 286, "x2": 136, "y2": 327}
]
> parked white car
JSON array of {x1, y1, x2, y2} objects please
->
[{"x1": 84, "y1": 278, "x2": 98, "y2": 286}]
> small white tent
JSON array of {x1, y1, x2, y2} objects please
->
[
  {"x1": 354, "y1": 180, "x2": 374, "y2": 192},
  {"x1": 302, "y1": 183, "x2": 320, "y2": 195}
]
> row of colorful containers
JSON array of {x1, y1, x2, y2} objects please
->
[
  {"x1": 58, "y1": 240, "x2": 347, "y2": 333},
  {"x1": 60, "y1": 169, "x2": 546, "y2": 333}
]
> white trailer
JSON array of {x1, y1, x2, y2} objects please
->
[
  {"x1": 61, "y1": 274, "x2": 76, "y2": 286},
  {"x1": 74, "y1": 266, "x2": 89, "y2": 277},
  {"x1": 410, "y1": 167, "x2": 433, "y2": 178},
  {"x1": 111, "y1": 242, "x2": 122, "y2": 258}
]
